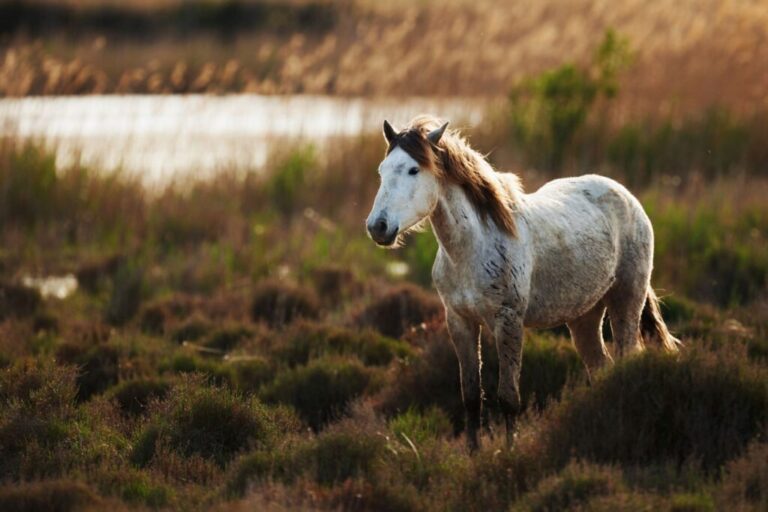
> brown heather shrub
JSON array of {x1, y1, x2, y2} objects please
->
[
  {"x1": 132, "y1": 376, "x2": 300, "y2": 470},
  {"x1": 309, "y1": 265, "x2": 364, "y2": 306},
  {"x1": 352, "y1": 283, "x2": 443, "y2": 339},
  {"x1": 0, "y1": 358, "x2": 125, "y2": 480},
  {"x1": 716, "y1": 441, "x2": 768, "y2": 511},
  {"x1": 261, "y1": 356, "x2": 379, "y2": 430},
  {"x1": 56, "y1": 341, "x2": 121, "y2": 401},
  {"x1": 0, "y1": 479, "x2": 102, "y2": 512},
  {"x1": 379, "y1": 320, "x2": 583, "y2": 431},
  {"x1": 0, "y1": 281, "x2": 41, "y2": 320},
  {"x1": 265, "y1": 321, "x2": 413, "y2": 368},
  {"x1": 251, "y1": 280, "x2": 320, "y2": 328},
  {"x1": 75, "y1": 254, "x2": 124, "y2": 294},
  {"x1": 170, "y1": 314, "x2": 211, "y2": 344},
  {"x1": 109, "y1": 378, "x2": 172, "y2": 418},
  {"x1": 511, "y1": 461, "x2": 625, "y2": 512},
  {"x1": 538, "y1": 344, "x2": 768, "y2": 472},
  {"x1": 96, "y1": 467, "x2": 175, "y2": 509}
]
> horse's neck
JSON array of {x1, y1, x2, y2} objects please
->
[{"x1": 430, "y1": 183, "x2": 488, "y2": 263}]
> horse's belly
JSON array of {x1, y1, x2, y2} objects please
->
[
  {"x1": 523, "y1": 230, "x2": 618, "y2": 328},
  {"x1": 524, "y1": 274, "x2": 614, "y2": 328}
]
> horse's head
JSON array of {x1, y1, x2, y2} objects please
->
[{"x1": 366, "y1": 119, "x2": 448, "y2": 247}]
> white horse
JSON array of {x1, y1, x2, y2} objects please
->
[{"x1": 366, "y1": 115, "x2": 680, "y2": 450}]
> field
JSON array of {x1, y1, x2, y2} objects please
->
[
  {"x1": 2, "y1": 1, "x2": 768, "y2": 511},
  {"x1": 1, "y1": 128, "x2": 767, "y2": 510}
]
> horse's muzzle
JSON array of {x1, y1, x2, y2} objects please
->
[{"x1": 367, "y1": 217, "x2": 398, "y2": 246}]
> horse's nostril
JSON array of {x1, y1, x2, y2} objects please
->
[{"x1": 375, "y1": 219, "x2": 388, "y2": 235}]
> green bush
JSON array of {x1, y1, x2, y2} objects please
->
[
  {"x1": 353, "y1": 284, "x2": 443, "y2": 339},
  {"x1": 513, "y1": 461, "x2": 624, "y2": 512},
  {"x1": 56, "y1": 342, "x2": 121, "y2": 401},
  {"x1": 110, "y1": 378, "x2": 171, "y2": 417},
  {"x1": 307, "y1": 428, "x2": 385, "y2": 486},
  {"x1": 716, "y1": 441, "x2": 768, "y2": 510},
  {"x1": 0, "y1": 282, "x2": 41, "y2": 321},
  {"x1": 228, "y1": 356, "x2": 275, "y2": 394},
  {"x1": 268, "y1": 322, "x2": 413, "y2": 367},
  {"x1": 0, "y1": 479, "x2": 102, "y2": 512},
  {"x1": 389, "y1": 407, "x2": 453, "y2": 445},
  {"x1": 104, "y1": 262, "x2": 144, "y2": 326},
  {"x1": 266, "y1": 145, "x2": 316, "y2": 217},
  {"x1": 0, "y1": 358, "x2": 124, "y2": 480},
  {"x1": 261, "y1": 356, "x2": 377, "y2": 430},
  {"x1": 251, "y1": 279, "x2": 320, "y2": 328},
  {"x1": 380, "y1": 324, "x2": 582, "y2": 431},
  {"x1": 0, "y1": 143, "x2": 58, "y2": 226},
  {"x1": 509, "y1": 29, "x2": 632, "y2": 170},
  {"x1": 132, "y1": 377, "x2": 292, "y2": 468},
  {"x1": 540, "y1": 346, "x2": 768, "y2": 471}
]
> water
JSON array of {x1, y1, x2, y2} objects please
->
[{"x1": 0, "y1": 95, "x2": 485, "y2": 186}]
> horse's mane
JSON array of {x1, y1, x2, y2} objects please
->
[{"x1": 387, "y1": 115, "x2": 521, "y2": 237}]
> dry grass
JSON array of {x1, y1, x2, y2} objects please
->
[{"x1": 2, "y1": 0, "x2": 768, "y2": 116}]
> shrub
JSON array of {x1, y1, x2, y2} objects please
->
[
  {"x1": 104, "y1": 262, "x2": 144, "y2": 326},
  {"x1": 0, "y1": 143, "x2": 58, "y2": 226},
  {"x1": 0, "y1": 358, "x2": 123, "y2": 480},
  {"x1": 228, "y1": 443, "x2": 305, "y2": 496},
  {"x1": 309, "y1": 264, "x2": 363, "y2": 305},
  {"x1": 380, "y1": 323, "x2": 581, "y2": 431},
  {"x1": 539, "y1": 346, "x2": 768, "y2": 471},
  {"x1": 266, "y1": 145, "x2": 316, "y2": 217},
  {"x1": 205, "y1": 324, "x2": 253, "y2": 352},
  {"x1": 98, "y1": 468, "x2": 174, "y2": 509},
  {"x1": 512, "y1": 461, "x2": 625, "y2": 512},
  {"x1": 353, "y1": 283, "x2": 443, "y2": 338},
  {"x1": 160, "y1": 352, "x2": 232, "y2": 386},
  {"x1": 250, "y1": 280, "x2": 320, "y2": 328},
  {"x1": 132, "y1": 377, "x2": 288, "y2": 468},
  {"x1": 110, "y1": 378, "x2": 171, "y2": 417},
  {"x1": 55, "y1": 342, "x2": 120, "y2": 401},
  {"x1": 268, "y1": 322, "x2": 413, "y2": 367},
  {"x1": 261, "y1": 356, "x2": 377, "y2": 430},
  {"x1": 228, "y1": 357, "x2": 275, "y2": 395},
  {"x1": 75, "y1": 254, "x2": 123, "y2": 294},
  {"x1": 389, "y1": 407, "x2": 453, "y2": 445},
  {"x1": 170, "y1": 315, "x2": 211, "y2": 343},
  {"x1": 717, "y1": 441, "x2": 768, "y2": 510},
  {"x1": 0, "y1": 479, "x2": 102, "y2": 512},
  {"x1": 377, "y1": 322, "x2": 464, "y2": 430},
  {"x1": 307, "y1": 428, "x2": 385, "y2": 486},
  {"x1": 0, "y1": 281, "x2": 41, "y2": 320}
]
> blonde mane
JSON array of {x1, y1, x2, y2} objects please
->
[{"x1": 387, "y1": 115, "x2": 520, "y2": 237}]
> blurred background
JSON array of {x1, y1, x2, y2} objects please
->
[{"x1": 0, "y1": 2, "x2": 767, "y2": 510}]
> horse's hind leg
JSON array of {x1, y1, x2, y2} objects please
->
[
  {"x1": 567, "y1": 301, "x2": 613, "y2": 378},
  {"x1": 605, "y1": 280, "x2": 647, "y2": 357}
]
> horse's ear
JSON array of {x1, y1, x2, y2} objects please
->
[
  {"x1": 427, "y1": 121, "x2": 449, "y2": 145},
  {"x1": 383, "y1": 120, "x2": 397, "y2": 144}
]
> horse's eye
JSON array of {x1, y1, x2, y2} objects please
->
[{"x1": 408, "y1": 167, "x2": 419, "y2": 175}]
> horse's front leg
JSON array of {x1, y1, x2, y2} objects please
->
[
  {"x1": 494, "y1": 306, "x2": 524, "y2": 446},
  {"x1": 446, "y1": 309, "x2": 482, "y2": 452}
]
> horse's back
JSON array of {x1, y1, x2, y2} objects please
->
[{"x1": 519, "y1": 174, "x2": 652, "y2": 327}]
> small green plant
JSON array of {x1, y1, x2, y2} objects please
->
[
  {"x1": 267, "y1": 145, "x2": 317, "y2": 218},
  {"x1": 509, "y1": 29, "x2": 632, "y2": 170},
  {"x1": 389, "y1": 407, "x2": 452, "y2": 445}
]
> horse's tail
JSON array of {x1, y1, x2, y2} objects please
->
[{"x1": 640, "y1": 287, "x2": 682, "y2": 352}]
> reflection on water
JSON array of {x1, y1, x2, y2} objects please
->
[{"x1": 0, "y1": 95, "x2": 485, "y2": 186}]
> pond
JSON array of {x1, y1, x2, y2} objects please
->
[{"x1": 0, "y1": 95, "x2": 485, "y2": 186}]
